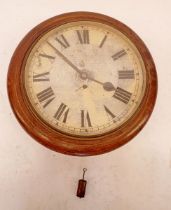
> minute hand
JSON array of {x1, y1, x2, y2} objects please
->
[
  {"x1": 47, "y1": 41, "x2": 82, "y2": 74},
  {"x1": 47, "y1": 41, "x2": 115, "y2": 92}
]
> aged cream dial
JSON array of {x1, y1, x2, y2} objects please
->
[{"x1": 24, "y1": 21, "x2": 146, "y2": 137}]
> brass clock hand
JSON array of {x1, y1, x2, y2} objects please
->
[{"x1": 47, "y1": 41, "x2": 82, "y2": 74}]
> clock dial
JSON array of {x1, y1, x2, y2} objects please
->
[{"x1": 24, "y1": 21, "x2": 146, "y2": 137}]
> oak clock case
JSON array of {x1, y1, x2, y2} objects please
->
[{"x1": 7, "y1": 12, "x2": 157, "y2": 156}]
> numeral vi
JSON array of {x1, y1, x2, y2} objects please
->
[{"x1": 81, "y1": 110, "x2": 92, "y2": 127}]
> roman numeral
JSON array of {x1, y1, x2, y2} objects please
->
[
  {"x1": 76, "y1": 30, "x2": 89, "y2": 44},
  {"x1": 81, "y1": 110, "x2": 92, "y2": 127},
  {"x1": 39, "y1": 53, "x2": 55, "y2": 61},
  {"x1": 37, "y1": 87, "x2": 55, "y2": 108},
  {"x1": 118, "y1": 70, "x2": 135, "y2": 79},
  {"x1": 33, "y1": 72, "x2": 50, "y2": 82},
  {"x1": 104, "y1": 105, "x2": 116, "y2": 118},
  {"x1": 55, "y1": 34, "x2": 70, "y2": 48},
  {"x1": 113, "y1": 87, "x2": 132, "y2": 104},
  {"x1": 54, "y1": 103, "x2": 69, "y2": 123},
  {"x1": 112, "y1": 49, "x2": 127, "y2": 61},
  {"x1": 99, "y1": 35, "x2": 107, "y2": 48}
]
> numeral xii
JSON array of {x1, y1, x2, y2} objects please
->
[{"x1": 76, "y1": 30, "x2": 89, "y2": 44}]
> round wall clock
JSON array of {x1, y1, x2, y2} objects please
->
[{"x1": 7, "y1": 12, "x2": 157, "y2": 156}]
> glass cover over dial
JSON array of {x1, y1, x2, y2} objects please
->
[{"x1": 24, "y1": 21, "x2": 146, "y2": 137}]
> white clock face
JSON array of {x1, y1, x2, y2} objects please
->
[{"x1": 24, "y1": 21, "x2": 146, "y2": 137}]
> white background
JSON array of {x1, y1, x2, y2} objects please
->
[{"x1": 0, "y1": 0, "x2": 171, "y2": 210}]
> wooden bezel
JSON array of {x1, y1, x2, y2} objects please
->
[{"x1": 7, "y1": 12, "x2": 157, "y2": 156}]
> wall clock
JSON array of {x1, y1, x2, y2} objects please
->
[{"x1": 7, "y1": 12, "x2": 157, "y2": 156}]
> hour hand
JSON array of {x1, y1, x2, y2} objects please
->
[
  {"x1": 103, "y1": 82, "x2": 115, "y2": 91},
  {"x1": 87, "y1": 76, "x2": 115, "y2": 91}
]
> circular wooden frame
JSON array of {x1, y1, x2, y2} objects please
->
[{"x1": 7, "y1": 12, "x2": 157, "y2": 156}]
